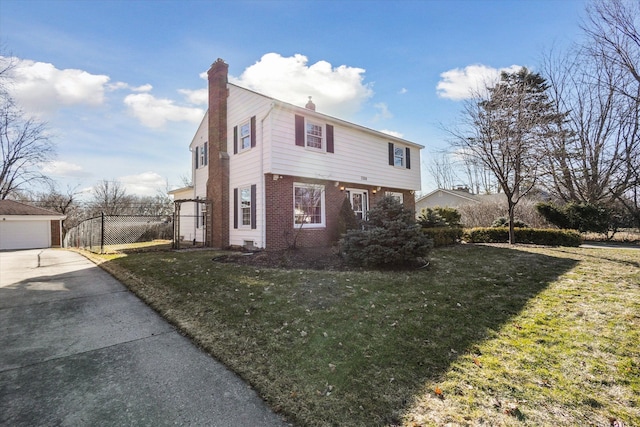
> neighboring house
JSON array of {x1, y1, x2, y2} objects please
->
[
  {"x1": 0, "y1": 200, "x2": 66, "y2": 250},
  {"x1": 178, "y1": 58, "x2": 423, "y2": 251},
  {"x1": 415, "y1": 187, "x2": 505, "y2": 213}
]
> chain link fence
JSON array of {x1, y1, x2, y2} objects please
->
[{"x1": 64, "y1": 213, "x2": 173, "y2": 253}]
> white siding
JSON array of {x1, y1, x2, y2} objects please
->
[
  {"x1": 267, "y1": 106, "x2": 422, "y2": 191},
  {"x1": 227, "y1": 86, "x2": 275, "y2": 249},
  {"x1": 191, "y1": 112, "x2": 209, "y2": 200}
]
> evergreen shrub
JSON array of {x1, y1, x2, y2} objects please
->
[{"x1": 463, "y1": 227, "x2": 582, "y2": 246}]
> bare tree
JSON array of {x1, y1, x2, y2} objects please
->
[
  {"x1": 426, "y1": 151, "x2": 458, "y2": 190},
  {"x1": 448, "y1": 68, "x2": 565, "y2": 244},
  {"x1": 31, "y1": 183, "x2": 84, "y2": 237},
  {"x1": 540, "y1": 0, "x2": 640, "y2": 227},
  {"x1": 0, "y1": 101, "x2": 55, "y2": 199},
  {"x1": 583, "y1": 0, "x2": 640, "y2": 227},
  {"x1": 89, "y1": 180, "x2": 132, "y2": 216},
  {"x1": 0, "y1": 54, "x2": 55, "y2": 199}
]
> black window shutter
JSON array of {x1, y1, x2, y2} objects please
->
[
  {"x1": 250, "y1": 184, "x2": 257, "y2": 229},
  {"x1": 388, "y1": 142, "x2": 394, "y2": 166},
  {"x1": 250, "y1": 116, "x2": 256, "y2": 148},
  {"x1": 233, "y1": 188, "x2": 238, "y2": 229},
  {"x1": 326, "y1": 124, "x2": 334, "y2": 153},
  {"x1": 195, "y1": 146, "x2": 199, "y2": 168},
  {"x1": 406, "y1": 147, "x2": 411, "y2": 169},
  {"x1": 203, "y1": 142, "x2": 208, "y2": 166},
  {"x1": 233, "y1": 126, "x2": 238, "y2": 154},
  {"x1": 295, "y1": 115, "x2": 305, "y2": 146}
]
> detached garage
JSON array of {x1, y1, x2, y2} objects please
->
[{"x1": 0, "y1": 200, "x2": 66, "y2": 250}]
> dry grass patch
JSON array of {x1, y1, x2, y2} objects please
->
[{"x1": 90, "y1": 244, "x2": 639, "y2": 426}]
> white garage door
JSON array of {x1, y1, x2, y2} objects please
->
[{"x1": 0, "y1": 220, "x2": 50, "y2": 250}]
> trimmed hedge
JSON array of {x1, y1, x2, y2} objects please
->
[
  {"x1": 463, "y1": 227, "x2": 583, "y2": 247},
  {"x1": 422, "y1": 227, "x2": 463, "y2": 247}
]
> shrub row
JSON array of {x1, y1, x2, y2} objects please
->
[
  {"x1": 422, "y1": 227, "x2": 463, "y2": 247},
  {"x1": 463, "y1": 227, "x2": 583, "y2": 247}
]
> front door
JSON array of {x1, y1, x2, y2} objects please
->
[{"x1": 348, "y1": 190, "x2": 368, "y2": 221}]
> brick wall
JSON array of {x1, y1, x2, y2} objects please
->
[
  {"x1": 207, "y1": 59, "x2": 230, "y2": 248},
  {"x1": 50, "y1": 220, "x2": 61, "y2": 247},
  {"x1": 264, "y1": 174, "x2": 415, "y2": 251}
]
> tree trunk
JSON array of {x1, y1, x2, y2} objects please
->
[{"x1": 508, "y1": 201, "x2": 516, "y2": 245}]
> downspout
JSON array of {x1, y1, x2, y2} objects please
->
[{"x1": 261, "y1": 101, "x2": 276, "y2": 249}]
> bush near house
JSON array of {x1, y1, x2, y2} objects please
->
[
  {"x1": 464, "y1": 227, "x2": 583, "y2": 246},
  {"x1": 422, "y1": 227, "x2": 464, "y2": 247},
  {"x1": 340, "y1": 196, "x2": 432, "y2": 267}
]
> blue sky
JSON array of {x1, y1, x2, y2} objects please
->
[{"x1": 0, "y1": 0, "x2": 588, "y2": 198}]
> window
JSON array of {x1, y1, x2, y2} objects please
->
[
  {"x1": 239, "y1": 186, "x2": 251, "y2": 227},
  {"x1": 306, "y1": 122, "x2": 323, "y2": 149},
  {"x1": 239, "y1": 121, "x2": 251, "y2": 151},
  {"x1": 200, "y1": 142, "x2": 208, "y2": 167},
  {"x1": 295, "y1": 115, "x2": 334, "y2": 153},
  {"x1": 294, "y1": 183, "x2": 325, "y2": 227},
  {"x1": 234, "y1": 116, "x2": 256, "y2": 154},
  {"x1": 385, "y1": 191, "x2": 404, "y2": 204},
  {"x1": 388, "y1": 142, "x2": 411, "y2": 169},
  {"x1": 394, "y1": 146, "x2": 404, "y2": 167},
  {"x1": 233, "y1": 185, "x2": 256, "y2": 229}
]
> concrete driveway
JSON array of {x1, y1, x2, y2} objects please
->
[{"x1": 0, "y1": 249, "x2": 289, "y2": 427}]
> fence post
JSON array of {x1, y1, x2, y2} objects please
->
[{"x1": 101, "y1": 212, "x2": 105, "y2": 254}]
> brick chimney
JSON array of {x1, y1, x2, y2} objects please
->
[
  {"x1": 305, "y1": 96, "x2": 316, "y2": 111},
  {"x1": 207, "y1": 58, "x2": 229, "y2": 248}
]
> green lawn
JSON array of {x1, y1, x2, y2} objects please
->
[{"x1": 93, "y1": 244, "x2": 640, "y2": 426}]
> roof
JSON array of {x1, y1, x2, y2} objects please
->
[
  {"x1": 0, "y1": 199, "x2": 65, "y2": 217},
  {"x1": 417, "y1": 188, "x2": 481, "y2": 204},
  {"x1": 168, "y1": 186, "x2": 194, "y2": 195},
  {"x1": 227, "y1": 82, "x2": 424, "y2": 150}
]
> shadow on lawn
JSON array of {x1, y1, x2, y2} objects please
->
[{"x1": 306, "y1": 244, "x2": 582, "y2": 426}]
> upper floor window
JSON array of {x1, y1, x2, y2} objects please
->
[
  {"x1": 394, "y1": 146, "x2": 404, "y2": 167},
  {"x1": 295, "y1": 115, "x2": 334, "y2": 153},
  {"x1": 200, "y1": 142, "x2": 208, "y2": 167},
  {"x1": 234, "y1": 116, "x2": 256, "y2": 154},
  {"x1": 239, "y1": 121, "x2": 251, "y2": 151},
  {"x1": 195, "y1": 142, "x2": 208, "y2": 169},
  {"x1": 306, "y1": 122, "x2": 323, "y2": 149},
  {"x1": 388, "y1": 142, "x2": 411, "y2": 169}
]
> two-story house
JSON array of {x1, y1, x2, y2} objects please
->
[{"x1": 174, "y1": 58, "x2": 423, "y2": 251}]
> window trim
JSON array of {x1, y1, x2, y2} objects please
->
[
  {"x1": 305, "y1": 120, "x2": 324, "y2": 151},
  {"x1": 394, "y1": 146, "x2": 405, "y2": 168},
  {"x1": 385, "y1": 191, "x2": 404, "y2": 204},
  {"x1": 239, "y1": 121, "x2": 252, "y2": 152},
  {"x1": 293, "y1": 183, "x2": 326, "y2": 228},
  {"x1": 239, "y1": 185, "x2": 252, "y2": 228}
]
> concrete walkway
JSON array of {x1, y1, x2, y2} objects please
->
[{"x1": 0, "y1": 249, "x2": 289, "y2": 427}]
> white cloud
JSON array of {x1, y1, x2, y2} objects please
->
[
  {"x1": 123, "y1": 93, "x2": 204, "y2": 128},
  {"x1": 2, "y1": 56, "x2": 111, "y2": 115},
  {"x1": 107, "y1": 82, "x2": 152, "y2": 92},
  {"x1": 436, "y1": 64, "x2": 523, "y2": 100},
  {"x1": 229, "y1": 53, "x2": 373, "y2": 118},
  {"x1": 178, "y1": 88, "x2": 208, "y2": 105},
  {"x1": 373, "y1": 102, "x2": 393, "y2": 121},
  {"x1": 399, "y1": 88, "x2": 408, "y2": 94},
  {"x1": 119, "y1": 171, "x2": 166, "y2": 196},
  {"x1": 41, "y1": 160, "x2": 90, "y2": 178},
  {"x1": 379, "y1": 129, "x2": 404, "y2": 139}
]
